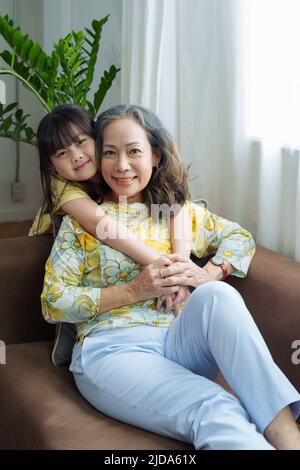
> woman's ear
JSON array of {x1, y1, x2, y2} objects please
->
[{"x1": 152, "y1": 148, "x2": 162, "y2": 168}]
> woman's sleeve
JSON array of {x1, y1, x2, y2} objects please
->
[
  {"x1": 189, "y1": 203, "x2": 256, "y2": 278},
  {"x1": 41, "y1": 215, "x2": 101, "y2": 324}
]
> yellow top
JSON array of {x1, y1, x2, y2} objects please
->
[
  {"x1": 41, "y1": 201, "x2": 256, "y2": 343},
  {"x1": 28, "y1": 175, "x2": 89, "y2": 236}
]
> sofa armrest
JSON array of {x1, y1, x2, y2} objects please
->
[
  {"x1": 0, "y1": 235, "x2": 55, "y2": 344},
  {"x1": 228, "y1": 245, "x2": 300, "y2": 392}
]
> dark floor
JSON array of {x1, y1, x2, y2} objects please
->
[{"x1": 0, "y1": 220, "x2": 32, "y2": 239}]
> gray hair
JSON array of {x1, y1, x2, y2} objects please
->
[{"x1": 95, "y1": 104, "x2": 190, "y2": 208}]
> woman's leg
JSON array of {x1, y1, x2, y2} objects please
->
[
  {"x1": 70, "y1": 325, "x2": 273, "y2": 450},
  {"x1": 165, "y1": 281, "x2": 300, "y2": 449}
]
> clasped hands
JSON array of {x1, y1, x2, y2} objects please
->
[{"x1": 130, "y1": 253, "x2": 217, "y2": 316}]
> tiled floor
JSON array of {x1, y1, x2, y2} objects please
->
[{"x1": 0, "y1": 220, "x2": 32, "y2": 239}]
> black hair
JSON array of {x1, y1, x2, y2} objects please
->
[{"x1": 37, "y1": 104, "x2": 100, "y2": 234}]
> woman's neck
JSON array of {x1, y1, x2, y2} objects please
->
[{"x1": 103, "y1": 191, "x2": 145, "y2": 204}]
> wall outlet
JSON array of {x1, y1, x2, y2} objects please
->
[{"x1": 11, "y1": 181, "x2": 25, "y2": 202}]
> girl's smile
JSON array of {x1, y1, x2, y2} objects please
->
[
  {"x1": 50, "y1": 126, "x2": 97, "y2": 182},
  {"x1": 74, "y1": 159, "x2": 92, "y2": 172}
]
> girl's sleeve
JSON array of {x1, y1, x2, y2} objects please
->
[
  {"x1": 189, "y1": 202, "x2": 256, "y2": 278},
  {"x1": 28, "y1": 176, "x2": 90, "y2": 236},
  {"x1": 52, "y1": 175, "x2": 90, "y2": 212},
  {"x1": 41, "y1": 215, "x2": 101, "y2": 324}
]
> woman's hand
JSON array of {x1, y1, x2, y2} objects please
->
[
  {"x1": 159, "y1": 258, "x2": 229, "y2": 288},
  {"x1": 128, "y1": 254, "x2": 190, "y2": 302}
]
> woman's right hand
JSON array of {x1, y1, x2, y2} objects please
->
[{"x1": 128, "y1": 254, "x2": 190, "y2": 302}]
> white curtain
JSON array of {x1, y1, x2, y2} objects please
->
[
  {"x1": 121, "y1": 0, "x2": 300, "y2": 261},
  {"x1": 242, "y1": 0, "x2": 300, "y2": 260}
]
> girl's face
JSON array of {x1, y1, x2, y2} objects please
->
[
  {"x1": 50, "y1": 125, "x2": 97, "y2": 182},
  {"x1": 100, "y1": 118, "x2": 160, "y2": 203}
]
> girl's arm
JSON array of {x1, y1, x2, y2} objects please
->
[
  {"x1": 169, "y1": 205, "x2": 192, "y2": 259},
  {"x1": 61, "y1": 197, "x2": 158, "y2": 265},
  {"x1": 41, "y1": 217, "x2": 185, "y2": 325},
  {"x1": 157, "y1": 205, "x2": 192, "y2": 313}
]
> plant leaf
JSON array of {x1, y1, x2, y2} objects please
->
[
  {"x1": 83, "y1": 15, "x2": 110, "y2": 93},
  {"x1": 0, "y1": 14, "x2": 120, "y2": 141},
  {"x1": 93, "y1": 65, "x2": 120, "y2": 113},
  {"x1": 28, "y1": 42, "x2": 41, "y2": 67},
  {"x1": 2, "y1": 102, "x2": 18, "y2": 115}
]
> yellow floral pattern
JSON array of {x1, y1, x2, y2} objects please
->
[{"x1": 41, "y1": 201, "x2": 256, "y2": 341}]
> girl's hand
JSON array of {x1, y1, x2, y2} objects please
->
[
  {"x1": 129, "y1": 255, "x2": 190, "y2": 302},
  {"x1": 156, "y1": 286, "x2": 190, "y2": 316},
  {"x1": 156, "y1": 293, "x2": 174, "y2": 314},
  {"x1": 170, "y1": 285, "x2": 190, "y2": 315}
]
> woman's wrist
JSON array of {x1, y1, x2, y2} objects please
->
[
  {"x1": 204, "y1": 260, "x2": 234, "y2": 281},
  {"x1": 97, "y1": 283, "x2": 137, "y2": 315}
]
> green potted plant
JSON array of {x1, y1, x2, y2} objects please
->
[{"x1": 0, "y1": 14, "x2": 120, "y2": 146}]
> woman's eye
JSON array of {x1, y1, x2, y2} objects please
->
[
  {"x1": 103, "y1": 150, "x2": 115, "y2": 156},
  {"x1": 130, "y1": 148, "x2": 141, "y2": 155},
  {"x1": 78, "y1": 139, "x2": 87, "y2": 145}
]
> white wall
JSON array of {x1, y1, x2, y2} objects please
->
[
  {"x1": 43, "y1": 0, "x2": 122, "y2": 110},
  {"x1": 0, "y1": 0, "x2": 122, "y2": 222},
  {"x1": 71, "y1": 0, "x2": 122, "y2": 111},
  {"x1": 0, "y1": 0, "x2": 44, "y2": 222}
]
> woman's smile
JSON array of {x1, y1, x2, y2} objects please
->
[
  {"x1": 101, "y1": 118, "x2": 161, "y2": 203},
  {"x1": 112, "y1": 176, "x2": 137, "y2": 186}
]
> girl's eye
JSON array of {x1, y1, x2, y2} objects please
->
[
  {"x1": 78, "y1": 138, "x2": 87, "y2": 145},
  {"x1": 55, "y1": 150, "x2": 67, "y2": 158}
]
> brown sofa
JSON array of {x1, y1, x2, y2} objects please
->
[{"x1": 0, "y1": 235, "x2": 299, "y2": 450}]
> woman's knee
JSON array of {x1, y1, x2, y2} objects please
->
[
  {"x1": 191, "y1": 281, "x2": 243, "y2": 307},
  {"x1": 185, "y1": 281, "x2": 248, "y2": 329}
]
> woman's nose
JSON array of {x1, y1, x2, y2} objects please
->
[{"x1": 114, "y1": 154, "x2": 130, "y2": 171}]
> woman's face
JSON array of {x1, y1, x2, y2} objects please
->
[
  {"x1": 100, "y1": 118, "x2": 160, "y2": 203},
  {"x1": 50, "y1": 125, "x2": 97, "y2": 182}
]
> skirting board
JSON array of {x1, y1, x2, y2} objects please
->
[{"x1": 0, "y1": 208, "x2": 37, "y2": 223}]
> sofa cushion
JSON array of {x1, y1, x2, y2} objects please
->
[{"x1": 0, "y1": 341, "x2": 191, "y2": 450}]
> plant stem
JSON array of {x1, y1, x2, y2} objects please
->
[
  {"x1": 0, "y1": 133, "x2": 37, "y2": 146},
  {"x1": 0, "y1": 69, "x2": 51, "y2": 112}
]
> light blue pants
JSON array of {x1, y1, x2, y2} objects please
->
[{"x1": 70, "y1": 281, "x2": 300, "y2": 450}]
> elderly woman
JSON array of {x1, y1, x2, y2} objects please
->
[{"x1": 41, "y1": 104, "x2": 300, "y2": 450}]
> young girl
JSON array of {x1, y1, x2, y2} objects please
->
[{"x1": 29, "y1": 104, "x2": 191, "y2": 312}]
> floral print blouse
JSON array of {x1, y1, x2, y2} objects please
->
[{"x1": 41, "y1": 201, "x2": 256, "y2": 343}]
